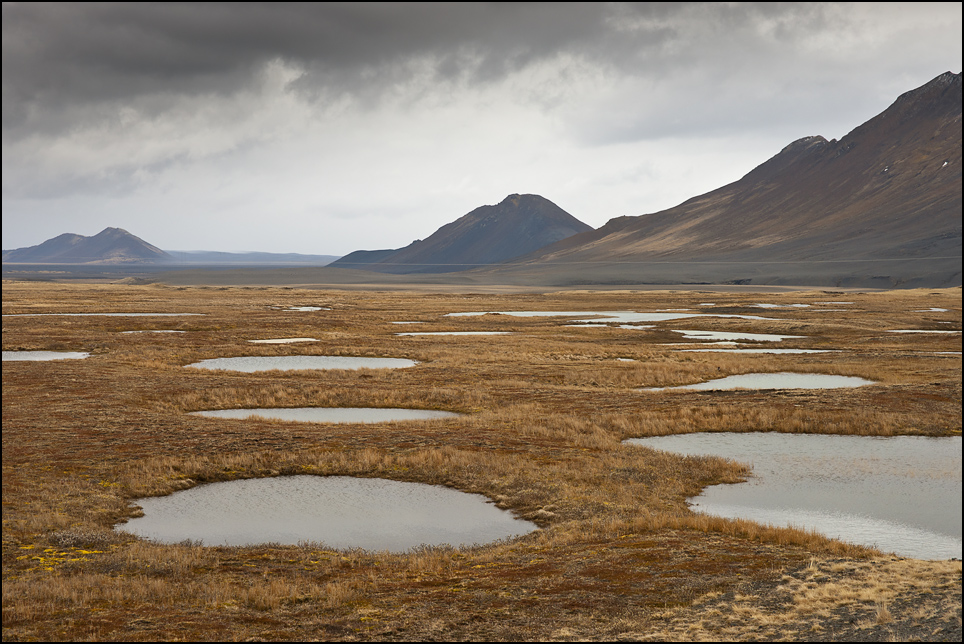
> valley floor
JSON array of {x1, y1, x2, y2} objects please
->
[{"x1": 2, "y1": 281, "x2": 960, "y2": 641}]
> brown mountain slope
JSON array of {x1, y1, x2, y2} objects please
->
[
  {"x1": 331, "y1": 193, "x2": 593, "y2": 273},
  {"x1": 2, "y1": 227, "x2": 172, "y2": 264},
  {"x1": 497, "y1": 72, "x2": 961, "y2": 288}
]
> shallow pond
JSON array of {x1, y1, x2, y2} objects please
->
[
  {"x1": 118, "y1": 475, "x2": 537, "y2": 550},
  {"x1": 396, "y1": 331, "x2": 510, "y2": 336},
  {"x1": 642, "y1": 372, "x2": 874, "y2": 391},
  {"x1": 184, "y1": 356, "x2": 417, "y2": 372},
  {"x1": 625, "y1": 433, "x2": 962, "y2": 560},
  {"x1": 191, "y1": 407, "x2": 461, "y2": 423},
  {"x1": 2, "y1": 312, "x2": 201, "y2": 317},
  {"x1": 671, "y1": 329, "x2": 803, "y2": 342},
  {"x1": 753, "y1": 303, "x2": 811, "y2": 309},
  {"x1": 446, "y1": 310, "x2": 774, "y2": 323},
  {"x1": 2, "y1": 350, "x2": 89, "y2": 361},
  {"x1": 680, "y1": 348, "x2": 833, "y2": 354}
]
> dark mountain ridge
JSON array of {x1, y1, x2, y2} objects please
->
[
  {"x1": 497, "y1": 71, "x2": 961, "y2": 287},
  {"x1": 2, "y1": 227, "x2": 172, "y2": 264},
  {"x1": 331, "y1": 193, "x2": 593, "y2": 273}
]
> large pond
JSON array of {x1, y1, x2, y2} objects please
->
[
  {"x1": 118, "y1": 475, "x2": 537, "y2": 550},
  {"x1": 185, "y1": 356, "x2": 417, "y2": 372},
  {"x1": 642, "y1": 372, "x2": 874, "y2": 391},
  {"x1": 2, "y1": 350, "x2": 90, "y2": 361},
  {"x1": 626, "y1": 433, "x2": 962, "y2": 560},
  {"x1": 191, "y1": 408, "x2": 461, "y2": 423}
]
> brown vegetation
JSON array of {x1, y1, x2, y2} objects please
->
[{"x1": 2, "y1": 281, "x2": 961, "y2": 641}]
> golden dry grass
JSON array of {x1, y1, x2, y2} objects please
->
[{"x1": 2, "y1": 281, "x2": 961, "y2": 641}]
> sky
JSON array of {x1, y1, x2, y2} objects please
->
[{"x1": 3, "y1": 3, "x2": 961, "y2": 256}]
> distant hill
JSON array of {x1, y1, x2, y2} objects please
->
[
  {"x1": 492, "y1": 71, "x2": 962, "y2": 288},
  {"x1": 2, "y1": 229, "x2": 342, "y2": 267},
  {"x1": 330, "y1": 193, "x2": 593, "y2": 273},
  {"x1": 165, "y1": 250, "x2": 340, "y2": 266},
  {"x1": 2, "y1": 227, "x2": 172, "y2": 264}
]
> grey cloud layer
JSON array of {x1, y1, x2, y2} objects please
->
[
  {"x1": 3, "y1": 3, "x2": 606, "y2": 133},
  {"x1": 4, "y1": 3, "x2": 865, "y2": 138},
  {"x1": 2, "y1": 2, "x2": 959, "y2": 252}
]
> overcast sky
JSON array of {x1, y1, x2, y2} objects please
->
[{"x1": 3, "y1": 3, "x2": 961, "y2": 255}]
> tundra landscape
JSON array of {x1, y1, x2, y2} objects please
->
[
  {"x1": 2, "y1": 280, "x2": 960, "y2": 641},
  {"x1": 3, "y1": 6, "x2": 962, "y2": 640}
]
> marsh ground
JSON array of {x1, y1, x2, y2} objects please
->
[{"x1": 2, "y1": 281, "x2": 961, "y2": 641}]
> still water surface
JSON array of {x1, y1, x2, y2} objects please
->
[
  {"x1": 118, "y1": 475, "x2": 537, "y2": 550},
  {"x1": 2, "y1": 350, "x2": 89, "y2": 361},
  {"x1": 626, "y1": 433, "x2": 962, "y2": 559},
  {"x1": 642, "y1": 372, "x2": 874, "y2": 391},
  {"x1": 185, "y1": 356, "x2": 417, "y2": 372},
  {"x1": 191, "y1": 407, "x2": 461, "y2": 423}
]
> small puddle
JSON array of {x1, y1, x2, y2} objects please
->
[
  {"x1": 2, "y1": 313, "x2": 201, "y2": 317},
  {"x1": 192, "y1": 408, "x2": 461, "y2": 423},
  {"x1": 671, "y1": 330, "x2": 803, "y2": 342},
  {"x1": 121, "y1": 330, "x2": 186, "y2": 334},
  {"x1": 565, "y1": 324, "x2": 654, "y2": 329},
  {"x1": 184, "y1": 356, "x2": 417, "y2": 372},
  {"x1": 446, "y1": 311, "x2": 775, "y2": 322},
  {"x1": 680, "y1": 348, "x2": 833, "y2": 354},
  {"x1": 888, "y1": 330, "x2": 961, "y2": 334},
  {"x1": 2, "y1": 350, "x2": 90, "y2": 361},
  {"x1": 117, "y1": 475, "x2": 537, "y2": 550},
  {"x1": 753, "y1": 303, "x2": 811, "y2": 309},
  {"x1": 248, "y1": 338, "x2": 319, "y2": 344},
  {"x1": 625, "y1": 433, "x2": 961, "y2": 559},
  {"x1": 642, "y1": 372, "x2": 874, "y2": 391},
  {"x1": 396, "y1": 331, "x2": 510, "y2": 336}
]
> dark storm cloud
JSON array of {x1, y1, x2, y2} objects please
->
[
  {"x1": 5, "y1": 3, "x2": 847, "y2": 137},
  {"x1": 2, "y1": 3, "x2": 617, "y2": 135}
]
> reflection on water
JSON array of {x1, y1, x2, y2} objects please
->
[
  {"x1": 248, "y1": 338, "x2": 318, "y2": 344},
  {"x1": 625, "y1": 433, "x2": 962, "y2": 559},
  {"x1": 184, "y1": 356, "x2": 417, "y2": 372},
  {"x1": 192, "y1": 407, "x2": 461, "y2": 423},
  {"x1": 118, "y1": 475, "x2": 537, "y2": 550},
  {"x1": 642, "y1": 372, "x2": 874, "y2": 391},
  {"x1": 2, "y1": 350, "x2": 89, "y2": 361}
]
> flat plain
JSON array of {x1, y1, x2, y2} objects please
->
[{"x1": 2, "y1": 280, "x2": 961, "y2": 641}]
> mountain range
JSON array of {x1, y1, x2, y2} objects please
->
[
  {"x1": 486, "y1": 71, "x2": 961, "y2": 287},
  {"x1": 4, "y1": 72, "x2": 961, "y2": 288}
]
